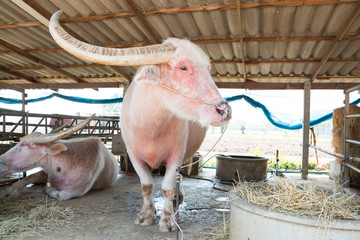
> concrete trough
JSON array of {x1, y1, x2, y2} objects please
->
[{"x1": 229, "y1": 191, "x2": 360, "y2": 240}]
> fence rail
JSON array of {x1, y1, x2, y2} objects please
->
[{"x1": 0, "y1": 108, "x2": 120, "y2": 143}]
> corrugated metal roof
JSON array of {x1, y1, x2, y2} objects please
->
[{"x1": 0, "y1": 0, "x2": 359, "y2": 90}]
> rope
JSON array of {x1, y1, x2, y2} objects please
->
[
  {"x1": 310, "y1": 127, "x2": 319, "y2": 166},
  {"x1": 157, "y1": 83, "x2": 215, "y2": 107},
  {"x1": 181, "y1": 123, "x2": 228, "y2": 170}
]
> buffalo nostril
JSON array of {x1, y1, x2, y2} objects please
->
[
  {"x1": 215, "y1": 101, "x2": 232, "y2": 120},
  {"x1": 216, "y1": 107, "x2": 225, "y2": 116}
]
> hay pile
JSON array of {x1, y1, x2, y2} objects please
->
[
  {"x1": 234, "y1": 179, "x2": 360, "y2": 229},
  {"x1": 332, "y1": 105, "x2": 360, "y2": 183},
  {"x1": 0, "y1": 197, "x2": 74, "y2": 237}
]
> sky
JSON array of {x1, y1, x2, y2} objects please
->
[{"x1": 0, "y1": 88, "x2": 357, "y2": 128}]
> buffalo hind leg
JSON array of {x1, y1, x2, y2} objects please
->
[
  {"x1": 7, "y1": 170, "x2": 47, "y2": 198},
  {"x1": 128, "y1": 151, "x2": 156, "y2": 226}
]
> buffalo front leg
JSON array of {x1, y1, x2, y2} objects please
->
[
  {"x1": 159, "y1": 163, "x2": 178, "y2": 232},
  {"x1": 128, "y1": 152, "x2": 156, "y2": 226},
  {"x1": 7, "y1": 170, "x2": 48, "y2": 198}
]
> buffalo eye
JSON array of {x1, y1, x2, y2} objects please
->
[
  {"x1": 180, "y1": 66, "x2": 188, "y2": 71},
  {"x1": 57, "y1": 167, "x2": 62, "y2": 172}
]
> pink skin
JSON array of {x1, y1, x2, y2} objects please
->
[
  {"x1": 121, "y1": 56, "x2": 231, "y2": 231},
  {"x1": 0, "y1": 137, "x2": 119, "y2": 200}
]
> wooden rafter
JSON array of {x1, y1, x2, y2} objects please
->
[
  {"x1": 310, "y1": 1, "x2": 360, "y2": 82},
  {"x1": 0, "y1": 80, "x2": 356, "y2": 90},
  {"x1": 0, "y1": 66, "x2": 37, "y2": 83},
  {"x1": 7, "y1": 58, "x2": 360, "y2": 73},
  {"x1": 236, "y1": 0, "x2": 247, "y2": 82},
  {"x1": 1, "y1": 35, "x2": 360, "y2": 56},
  {"x1": 0, "y1": 38, "x2": 84, "y2": 83},
  {"x1": 1, "y1": 0, "x2": 358, "y2": 30},
  {"x1": 123, "y1": 0, "x2": 161, "y2": 44}
]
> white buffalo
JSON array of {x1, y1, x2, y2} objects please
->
[{"x1": 49, "y1": 10, "x2": 231, "y2": 231}]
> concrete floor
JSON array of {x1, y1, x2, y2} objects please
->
[
  {"x1": 2, "y1": 168, "x2": 357, "y2": 240},
  {"x1": 0, "y1": 169, "x2": 231, "y2": 240}
]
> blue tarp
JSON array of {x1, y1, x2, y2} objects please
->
[{"x1": 1, "y1": 93, "x2": 359, "y2": 130}]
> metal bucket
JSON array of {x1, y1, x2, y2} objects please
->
[{"x1": 215, "y1": 154, "x2": 268, "y2": 181}]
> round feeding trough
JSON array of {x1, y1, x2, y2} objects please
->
[
  {"x1": 229, "y1": 191, "x2": 360, "y2": 240},
  {"x1": 215, "y1": 154, "x2": 268, "y2": 181}
]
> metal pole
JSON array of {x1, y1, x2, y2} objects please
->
[
  {"x1": 301, "y1": 82, "x2": 311, "y2": 180},
  {"x1": 175, "y1": 166, "x2": 180, "y2": 240},
  {"x1": 342, "y1": 91, "x2": 350, "y2": 187}
]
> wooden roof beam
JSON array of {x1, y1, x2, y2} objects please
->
[
  {"x1": 2, "y1": 35, "x2": 360, "y2": 56},
  {"x1": 1, "y1": 80, "x2": 357, "y2": 90},
  {"x1": 6, "y1": 58, "x2": 360, "y2": 74},
  {"x1": 0, "y1": 66, "x2": 38, "y2": 83},
  {"x1": 0, "y1": 82, "x2": 123, "y2": 90},
  {"x1": 310, "y1": 1, "x2": 360, "y2": 82},
  {"x1": 0, "y1": 38, "x2": 84, "y2": 83},
  {"x1": 236, "y1": 0, "x2": 247, "y2": 82},
  {"x1": 215, "y1": 82, "x2": 359, "y2": 90},
  {"x1": 2, "y1": 0, "x2": 358, "y2": 30},
  {"x1": 123, "y1": 0, "x2": 161, "y2": 44}
]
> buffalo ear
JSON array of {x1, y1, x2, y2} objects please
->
[
  {"x1": 47, "y1": 143, "x2": 68, "y2": 156},
  {"x1": 134, "y1": 65, "x2": 162, "y2": 82}
]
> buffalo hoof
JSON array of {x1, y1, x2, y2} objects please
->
[
  {"x1": 159, "y1": 213, "x2": 176, "y2": 232},
  {"x1": 134, "y1": 210, "x2": 156, "y2": 226}
]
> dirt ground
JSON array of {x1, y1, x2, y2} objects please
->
[{"x1": 0, "y1": 170, "x2": 230, "y2": 240}]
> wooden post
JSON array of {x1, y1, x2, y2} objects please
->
[
  {"x1": 301, "y1": 82, "x2": 311, "y2": 180},
  {"x1": 21, "y1": 90, "x2": 27, "y2": 178},
  {"x1": 21, "y1": 90, "x2": 26, "y2": 135}
]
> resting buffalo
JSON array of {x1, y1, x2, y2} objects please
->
[
  {"x1": 49, "y1": 10, "x2": 231, "y2": 231},
  {"x1": 0, "y1": 115, "x2": 119, "y2": 200}
]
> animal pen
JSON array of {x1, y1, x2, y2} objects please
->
[{"x1": 0, "y1": 0, "x2": 360, "y2": 239}]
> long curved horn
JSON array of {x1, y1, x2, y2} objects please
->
[
  {"x1": 49, "y1": 10, "x2": 176, "y2": 66},
  {"x1": 49, "y1": 120, "x2": 72, "y2": 133},
  {"x1": 30, "y1": 114, "x2": 95, "y2": 144}
]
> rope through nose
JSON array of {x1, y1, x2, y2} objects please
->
[{"x1": 157, "y1": 83, "x2": 216, "y2": 108}]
